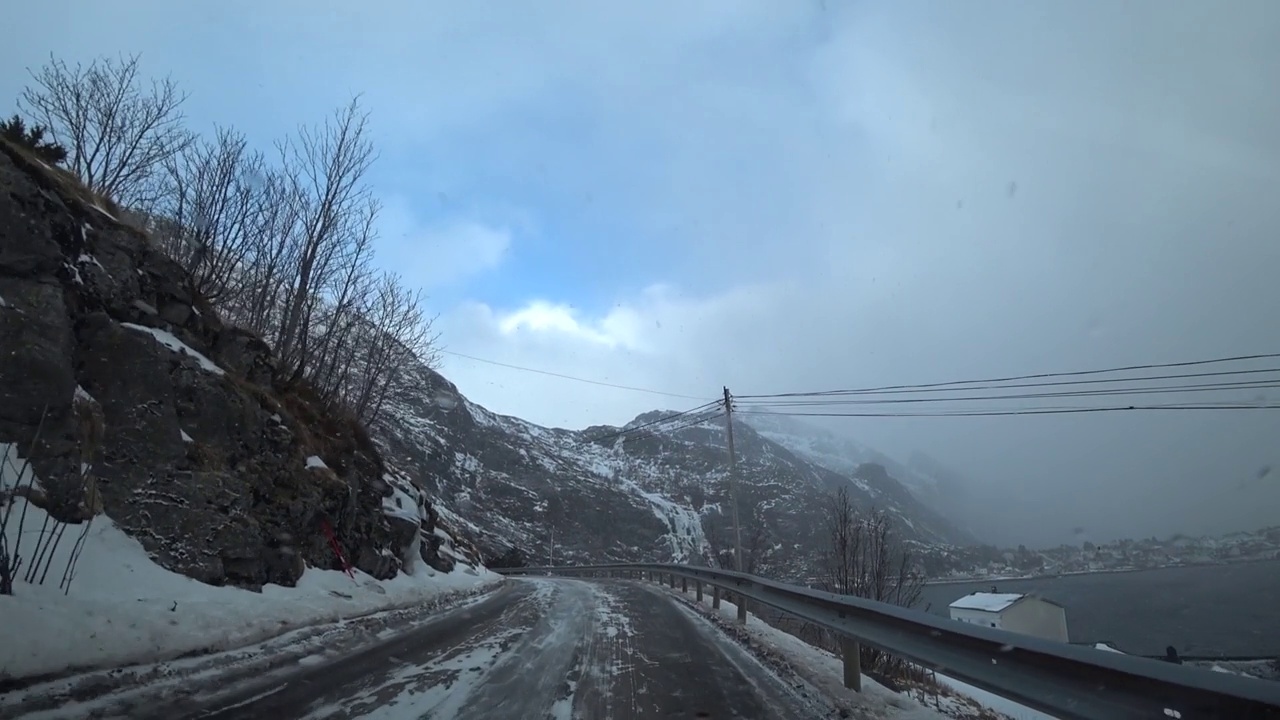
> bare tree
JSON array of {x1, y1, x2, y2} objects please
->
[
  {"x1": 224, "y1": 166, "x2": 305, "y2": 336},
  {"x1": 741, "y1": 510, "x2": 769, "y2": 574},
  {"x1": 272, "y1": 97, "x2": 376, "y2": 383},
  {"x1": 703, "y1": 508, "x2": 742, "y2": 570},
  {"x1": 821, "y1": 486, "x2": 923, "y2": 605},
  {"x1": 820, "y1": 485, "x2": 924, "y2": 673},
  {"x1": 20, "y1": 54, "x2": 192, "y2": 208},
  {"x1": 345, "y1": 274, "x2": 439, "y2": 423},
  {"x1": 303, "y1": 199, "x2": 378, "y2": 406},
  {"x1": 154, "y1": 126, "x2": 266, "y2": 302},
  {"x1": 23, "y1": 58, "x2": 449, "y2": 437},
  {"x1": 703, "y1": 503, "x2": 769, "y2": 573}
]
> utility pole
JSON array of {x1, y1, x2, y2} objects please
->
[{"x1": 723, "y1": 386, "x2": 744, "y2": 573}]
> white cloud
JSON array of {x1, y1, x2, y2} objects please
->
[
  {"x1": 435, "y1": 282, "x2": 780, "y2": 429},
  {"x1": 496, "y1": 302, "x2": 634, "y2": 349}
]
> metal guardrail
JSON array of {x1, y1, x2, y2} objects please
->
[{"x1": 495, "y1": 563, "x2": 1280, "y2": 720}]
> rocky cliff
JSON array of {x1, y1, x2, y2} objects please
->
[{"x1": 0, "y1": 140, "x2": 465, "y2": 590}]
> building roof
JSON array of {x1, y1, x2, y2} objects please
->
[
  {"x1": 948, "y1": 591, "x2": 1068, "y2": 613},
  {"x1": 948, "y1": 592, "x2": 1026, "y2": 612}
]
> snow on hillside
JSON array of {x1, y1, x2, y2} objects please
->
[
  {"x1": 372, "y1": 360, "x2": 973, "y2": 584},
  {"x1": 466, "y1": 407, "x2": 718, "y2": 563},
  {"x1": 0, "y1": 444, "x2": 498, "y2": 682},
  {"x1": 377, "y1": 381, "x2": 722, "y2": 563},
  {"x1": 743, "y1": 413, "x2": 940, "y2": 499},
  {"x1": 616, "y1": 471, "x2": 710, "y2": 563}
]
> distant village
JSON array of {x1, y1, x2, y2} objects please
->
[{"x1": 915, "y1": 525, "x2": 1280, "y2": 581}]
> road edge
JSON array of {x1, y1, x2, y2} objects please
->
[{"x1": 0, "y1": 578, "x2": 507, "y2": 720}]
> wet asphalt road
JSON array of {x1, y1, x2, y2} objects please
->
[{"x1": 153, "y1": 578, "x2": 822, "y2": 720}]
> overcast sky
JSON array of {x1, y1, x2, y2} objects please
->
[{"x1": 6, "y1": 0, "x2": 1279, "y2": 546}]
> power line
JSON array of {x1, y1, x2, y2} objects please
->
[
  {"x1": 739, "y1": 366, "x2": 1280, "y2": 400},
  {"x1": 736, "y1": 403, "x2": 1280, "y2": 419},
  {"x1": 585, "y1": 401, "x2": 722, "y2": 444},
  {"x1": 593, "y1": 408, "x2": 721, "y2": 444},
  {"x1": 659, "y1": 411, "x2": 724, "y2": 436},
  {"x1": 735, "y1": 378, "x2": 1280, "y2": 408},
  {"x1": 736, "y1": 352, "x2": 1280, "y2": 400},
  {"x1": 440, "y1": 349, "x2": 708, "y2": 401}
]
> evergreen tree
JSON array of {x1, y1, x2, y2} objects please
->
[{"x1": 0, "y1": 113, "x2": 69, "y2": 165}]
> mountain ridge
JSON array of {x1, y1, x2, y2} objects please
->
[{"x1": 372, "y1": 358, "x2": 975, "y2": 580}]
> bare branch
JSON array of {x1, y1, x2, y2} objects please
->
[
  {"x1": 19, "y1": 54, "x2": 192, "y2": 208},
  {"x1": 272, "y1": 97, "x2": 376, "y2": 381},
  {"x1": 820, "y1": 485, "x2": 925, "y2": 674}
]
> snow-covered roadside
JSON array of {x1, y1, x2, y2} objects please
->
[
  {"x1": 2, "y1": 583, "x2": 501, "y2": 720},
  {"x1": 0, "y1": 444, "x2": 501, "y2": 688},
  {"x1": 653, "y1": 581, "x2": 1077, "y2": 720},
  {"x1": 656, "y1": 585, "x2": 964, "y2": 719},
  {"x1": 932, "y1": 675, "x2": 1055, "y2": 720}
]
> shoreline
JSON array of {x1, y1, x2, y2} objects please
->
[{"x1": 924, "y1": 555, "x2": 1280, "y2": 587}]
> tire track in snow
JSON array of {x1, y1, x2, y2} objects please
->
[
  {"x1": 450, "y1": 578, "x2": 594, "y2": 719},
  {"x1": 296, "y1": 579, "x2": 576, "y2": 719},
  {"x1": 591, "y1": 579, "x2": 822, "y2": 719},
  {"x1": 572, "y1": 581, "x2": 637, "y2": 716},
  {"x1": 166, "y1": 582, "x2": 539, "y2": 720},
  {"x1": 137, "y1": 578, "x2": 824, "y2": 719}
]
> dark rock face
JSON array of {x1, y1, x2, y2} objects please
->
[{"x1": 0, "y1": 143, "x2": 433, "y2": 590}]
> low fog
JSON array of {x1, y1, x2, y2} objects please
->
[{"x1": 7, "y1": 1, "x2": 1278, "y2": 548}]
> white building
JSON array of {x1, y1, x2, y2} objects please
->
[{"x1": 948, "y1": 591, "x2": 1070, "y2": 642}]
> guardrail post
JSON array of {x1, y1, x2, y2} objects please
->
[
  {"x1": 736, "y1": 595, "x2": 747, "y2": 624},
  {"x1": 696, "y1": 580, "x2": 702, "y2": 601},
  {"x1": 681, "y1": 577, "x2": 687, "y2": 593},
  {"x1": 668, "y1": 573, "x2": 675, "y2": 588},
  {"x1": 712, "y1": 585, "x2": 721, "y2": 609},
  {"x1": 841, "y1": 638, "x2": 862, "y2": 692}
]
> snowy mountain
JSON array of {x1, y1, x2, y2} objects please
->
[
  {"x1": 742, "y1": 413, "x2": 941, "y2": 498},
  {"x1": 741, "y1": 414, "x2": 991, "y2": 541},
  {"x1": 740, "y1": 414, "x2": 976, "y2": 539},
  {"x1": 371, "y1": 361, "x2": 974, "y2": 581}
]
